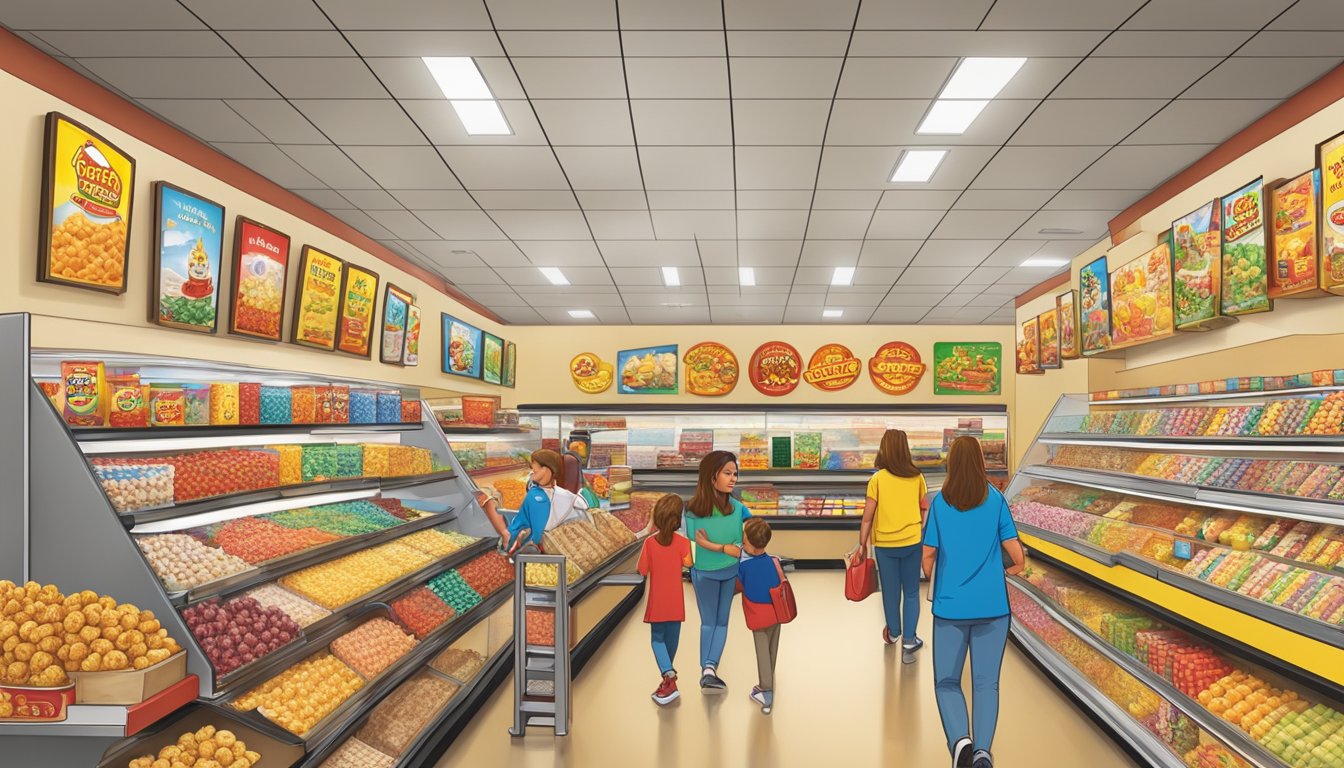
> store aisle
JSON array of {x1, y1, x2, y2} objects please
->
[{"x1": 438, "y1": 571, "x2": 1136, "y2": 767}]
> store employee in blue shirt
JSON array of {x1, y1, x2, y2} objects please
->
[
  {"x1": 505, "y1": 449, "x2": 590, "y2": 554},
  {"x1": 922, "y1": 437, "x2": 1025, "y2": 768}
]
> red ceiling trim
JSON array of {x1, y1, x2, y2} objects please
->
[
  {"x1": 0, "y1": 28, "x2": 504, "y2": 324},
  {"x1": 1013, "y1": 270, "x2": 1070, "y2": 309},
  {"x1": 1108, "y1": 60, "x2": 1344, "y2": 244}
]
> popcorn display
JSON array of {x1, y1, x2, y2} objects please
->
[
  {"x1": 356, "y1": 671, "x2": 461, "y2": 755},
  {"x1": 0, "y1": 580, "x2": 183, "y2": 685},
  {"x1": 320, "y1": 737, "x2": 395, "y2": 768},
  {"x1": 429, "y1": 647, "x2": 485, "y2": 682},
  {"x1": 455, "y1": 551, "x2": 514, "y2": 597},
  {"x1": 233, "y1": 651, "x2": 364, "y2": 736},
  {"x1": 210, "y1": 516, "x2": 341, "y2": 565},
  {"x1": 92, "y1": 462, "x2": 174, "y2": 513},
  {"x1": 182, "y1": 596, "x2": 301, "y2": 676},
  {"x1": 397, "y1": 529, "x2": 470, "y2": 558},
  {"x1": 126, "y1": 726, "x2": 262, "y2": 768},
  {"x1": 281, "y1": 542, "x2": 435, "y2": 609},
  {"x1": 136, "y1": 533, "x2": 253, "y2": 591},
  {"x1": 244, "y1": 583, "x2": 331, "y2": 628},
  {"x1": 330, "y1": 618, "x2": 418, "y2": 681},
  {"x1": 426, "y1": 571, "x2": 482, "y2": 615},
  {"x1": 524, "y1": 561, "x2": 582, "y2": 587},
  {"x1": 390, "y1": 588, "x2": 456, "y2": 639}
]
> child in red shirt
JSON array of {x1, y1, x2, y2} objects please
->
[{"x1": 636, "y1": 494, "x2": 694, "y2": 705}]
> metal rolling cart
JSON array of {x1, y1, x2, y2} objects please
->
[{"x1": 510, "y1": 553, "x2": 570, "y2": 736}]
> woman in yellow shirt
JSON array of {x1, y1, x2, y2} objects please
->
[{"x1": 855, "y1": 429, "x2": 930, "y2": 661}]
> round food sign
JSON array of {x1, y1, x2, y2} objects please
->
[
  {"x1": 570, "y1": 352, "x2": 613, "y2": 394},
  {"x1": 748, "y1": 341, "x2": 801, "y2": 397},
  {"x1": 869, "y1": 342, "x2": 926, "y2": 395},
  {"x1": 803, "y1": 344, "x2": 861, "y2": 392},
  {"x1": 684, "y1": 342, "x2": 739, "y2": 396}
]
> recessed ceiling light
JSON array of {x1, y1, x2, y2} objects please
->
[
  {"x1": 890, "y1": 150, "x2": 947, "y2": 183},
  {"x1": 662, "y1": 266, "x2": 680, "y2": 287},
  {"x1": 450, "y1": 99, "x2": 511, "y2": 135},
  {"x1": 1038, "y1": 227, "x2": 1084, "y2": 235},
  {"x1": 1021, "y1": 256, "x2": 1069, "y2": 268},
  {"x1": 423, "y1": 57, "x2": 494, "y2": 99},
  {"x1": 917, "y1": 99, "x2": 989, "y2": 135},
  {"x1": 539, "y1": 267, "x2": 569, "y2": 285},
  {"x1": 823, "y1": 309, "x2": 843, "y2": 319},
  {"x1": 568, "y1": 309, "x2": 594, "y2": 319},
  {"x1": 832, "y1": 266, "x2": 855, "y2": 286},
  {"x1": 940, "y1": 57, "x2": 1028, "y2": 100},
  {"x1": 739, "y1": 266, "x2": 755, "y2": 286}
]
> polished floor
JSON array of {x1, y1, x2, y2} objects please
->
[{"x1": 438, "y1": 571, "x2": 1137, "y2": 768}]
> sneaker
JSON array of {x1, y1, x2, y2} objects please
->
[
  {"x1": 951, "y1": 736, "x2": 974, "y2": 768},
  {"x1": 750, "y1": 687, "x2": 772, "y2": 714},
  {"x1": 882, "y1": 626, "x2": 899, "y2": 645},
  {"x1": 972, "y1": 750, "x2": 992, "y2": 768},
  {"x1": 652, "y1": 672, "x2": 679, "y2": 705},
  {"x1": 700, "y1": 666, "x2": 727, "y2": 693},
  {"x1": 902, "y1": 636, "x2": 924, "y2": 664}
]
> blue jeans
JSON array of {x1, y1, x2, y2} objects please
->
[
  {"x1": 933, "y1": 614, "x2": 1011, "y2": 753},
  {"x1": 874, "y1": 544, "x2": 922, "y2": 640},
  {"x1": 650, "y1": 621, "x2": 680, "y2": 675},
  {"x1": 691, "y1": 566, "x2": 737, "y2": 669}
]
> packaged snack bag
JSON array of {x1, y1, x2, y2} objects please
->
[
  {"x1": 61, "y1": 360, "x2": 106, "y2": 426},
  {"x1": 38, "y1": 381, "x2": 63, "y2": 413},
  {"x1": 183, "y1": 384, "x2": 211, "y2": 426},
  {"x1": 107, "y1": 373, "x2": 149, "y2": 428},
  {"x1": 149, "y1": 386, "x2": 186, "y2": 427},
  {"x1": 239, "y1": 382, "x2": 261, "y2": 425},
  {"x1": 210, "y1": 383, "x2": 240, "y2": 425}
]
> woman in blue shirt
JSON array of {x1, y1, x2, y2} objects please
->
[
  {"x1": 505, "y1": 449, "x2": 590, "y2": 555},
  {"x1": 922, "y1": 437, "x2": 1024, "y2": 768}
]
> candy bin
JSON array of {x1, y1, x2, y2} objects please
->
[
  {"x1": 149, "y1": 386, "x2": 186, "y2": 427},
  {"x1": 401, "y1": 399, "x2": 422, "y2": 423},
  {"x1": 363, "y1": 443, "x2": 395, "y2": 476},
  {"x1": 239, "y1": 382, "x2": 261, "y2": 425},
  {"x1": 334, "y1": 444, "x2": 364, "y2": 478},
  {"x1": 91, "y1": 462, "x2": 175, "y2": 512},
  {"x1": 316, "y1": 385, "x2": 350, "y2": 424},
  {"x1": 377, "y1": 390, "x2": 402, "y2": 424},
  {"x1": 259, "y1": 385, "x2": 292, "y2": 424},
  {"x1": 169, "y1": 448, "x2": 281, "y2": 502},
  {"x1": 270, "y1": 444, "x2": 303, "y2": 485},
  {"x1": 107, "y1": 374, "x2": 149, "y2": 428},
  {"x1": 462, "y1": 395, "x2": 499, "y2": 427},
  {"x1": 183, "y1": 384, "x2": 211, "y2": 426},
  {"x1": 209, "y1": 382, "x2": 240, "y2": 425},
  {"x1": 291, "y1": 385, "x2": 317, "y2": 424},
  {"x1": 301, "y1": 444, "x2": 338, "y2": 482},
  {"x1": 350, "y1": 389, "x2": 377, "y2": 424}
]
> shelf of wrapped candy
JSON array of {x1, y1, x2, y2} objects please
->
[{"x1": 1051, "y1": 392, "x2": 1344, "y2": 442}]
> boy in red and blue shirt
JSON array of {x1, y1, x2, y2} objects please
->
[{"x1": 738, "y1": 517, "x2": 783, "y2": 714}]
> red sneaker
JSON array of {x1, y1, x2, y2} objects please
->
[
  {"x1": 883, "y1": 627, "x2": 898, "y2": 645},
  {"x1": 652, "y1": 673, "x2": 680, "y2": 705}
]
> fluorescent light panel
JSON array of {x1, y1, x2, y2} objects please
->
[
  {"x1": 917, "y1": 99, "x2": 988, "y2": 135},
  {"x1": 739, "y1": 267, "x2": 755, "y2": 286},
  {"x1": 423, "y1": 56, "x2": 513, "y2": 136},
  {"x1": 823, "y1": 309, "x2": 843, "y2": 318},
  {"x1": 1021, "y1": 256, "x2": 1069, "y2": 268},
  {"x1": 662, "y1": 266, "x2": 680, "y2": 286},
  {"x1": 539, "y1": 267, "x2": 569, "y2": 285},
  {"x1": 831, "y1": 266, "x2": 855, "y2": 286},
  {"x1": 940, "y1": 57, "x2": 1028, "y2": 100},
  {"x1": 450, "y1": 100, "x2": 511, "y2": 135},
  {"x1": 568, "y1": 309, "x2": 594, "y2": 319},
  {"x1": 890, "y1": 150, "x2": 946, "y2": 183}
]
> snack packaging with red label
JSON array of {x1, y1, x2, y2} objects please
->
[
  {"x1": 107, "y1": 373, "x2": 149, "y2": 428},
  {"x1": 239, "y1": 382, "x2": 261, "y2": 425},
  {"x1": 0, "y1": 683, "x2": 75, "y2": 722},
  {"x1": 149, "y1": 386, "x2": 186, "y2": 427},
  {"x1": 61, "y1": 360, "x2": 106, "y2": 426}
]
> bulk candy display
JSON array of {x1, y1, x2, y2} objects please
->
[
  {"x1": 126, "y1": 726, "x2": 262, "y2": 768},
  {"x1": 232, "y1": 651, "x2": 364, "y2": 736},
  {"x1": 181, "y1": 596, "x2": 301, "y2": 676},
  {"x1": 136, "y1": 533, "x2": 253, "y2": 591},
  {"x1": 330, "y1": 618, "x2": 418, "y2": 681},
  {"x1": 389, "y1": 588, "x2": 456, "y2": 639}
]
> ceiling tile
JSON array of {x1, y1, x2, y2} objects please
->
[
  {"x1": 867, "y1": 210, "x2": 939, "y2": 239},
  {"x1": 1052, "y1": 58, "x2": 1221, "y2": 98},
  {"x1": 736, "y1": 147, "x2": 821, "y2": 190},
  {"x1": 730, "y1": 58, "x2": 845, "y2": 98},
  {"x1": 711, "y1": 306, "x2": 787, "y2": 324},
  {"x1": 325, "y1": 209, "x2": 394, "y2": 239},
  {"x1": 998, "y1": 265, "x2": 1067, "y2": 284},
  {"x1": 389, "y1": 190, "x2": 476, "y2": 209},
  {"x1": 650, "y1": 210, "x2": 737, "y2": 239},
  {"x1": 912, "y1": 239, "x2": 999, "y2": 266},
  {"x1": 981, "y1": 239, "x2": 1047, "y2": 267},
  {"x1": 963, "y1": 267, "x2": 1012, "y2": 285},
  {"x1": 738, "y1": 240, "x2": 803, "y2": 266},
  {"x1": 5, "y1": 0, "x2": 213, "y2": 29},
  {"x1": 472, "y1": 191, "x2": 577, "y2": 209},
  {"x1": 517, "y1": 241, "x2": 606, "y2": 265},
  {"x1": 727, "y1": 31, "x2": 850, "y2": 56},
  {"x1": 250, "y1": 58, "x2": 385, "y2": 98},
  {"x1": 75, "y1": 58, "x2": 275, "y2": 98},
  {"x1": 491, "y1": 306, "x2": 547, "y2": 324},
  {"x1": 805, "y1": 210, "x2": 872, "y2": 239},
  {"x1": 1015, "y1": 210, "x2": 1116, "y2": 240},
  {"x1": 225, "y1": 31, "x2": 355, "y2": 56},
  {"x1": 212, "y1": 143, "x2": 323, "y2": 188},
  {"x1": 932, "y1": 210, "x2": 1030, "y2": 239},
  {"x1": 880, "y1": 290, "x2": 947, "y2": 306},
  {"x1": 971, "y1": 146, "x2": 1108, "y2": 190},
  {"x1": 737, "y1": 210, "x2": 809, "y2": 239},
  {"x1": 618, "y1": 0, "x2": 720, "y2": 28},
  {"x1": 336, "y1": 189, "x2": 402, "y2": 209},
  {"x1": 414, "y1": 210, "x2": 507, "y2": 240},
  {"x1": 1268, "y1": 0, "x2": 1344, "y2": 30},
  {"x1": 497, "y1": 266, "x2": 615, "y2": 287},
  {"x1": 1123, "y1": 0, "x2": 1294, "y2": 30},
  {"x1": 1010, "y1": 99, "x2": 1166, "y2": 147},
  {"x1": 365, "y1": 210, "x2": 438, "y2": 240},
  {"x1": 511, "y1": 58, "x2": 627, "y2": 98},
  {"x1": 491, "y1": 210, "x2": 593, "y2": 240},
  {"x1": 609, "y1": 267, "x2": 663, "y2": 286},
  {"x1": 619, "y1": 31, "x2": 725, "y2": 56},
  {"x1": 641, "y1": 147, "x2": 735, "y2": 190},
  {"x1": 486, "y1": 0, "x2": 617, "y2": 29},
  {"x1": 344, "y1": 31, "x2": 503, "y2": 57},
  {"x1": 1093, "y1": 31, "x2": 1251, "y2": 57},
  {"x1": 953, "y1": 189, "x2": 1055, "y2": 210},
  {"x1": 878, "y1": 190, "x2": 961, "y2": 209},
  {"x1": 812, "y1": 190, "x2": 881, "y2": 210},
  {"x1": 725, "y1": 0, "x2": 860, "y2": 30},
  {"x1": 1125, "y1": 99, "x2": 1281, "y2": 146},
  {"x1": 598, "y1": 240, "x2": 700, "y2": 266},
  {"x1": 224, "y1": 100, "x2": 326, "y2": 143},
  {"x1": 823, "y1": 100, "x2": 927, "y2": 145},
  {"x1": 733, "y1": 100, "x2": 831, "y2": 146},
  {"x1": 846, "y1": 268, "x2": 903, "y2": 289},
  {"x1": 977, "y1": 283, "x2": 1028, "y2": 296},
  {"x1": 1046, "y1": 190, "x2": 1145, "y2": 210},
  {"x1": 870, "y1": 306, "x2": 932, "y2": 323},
  {"x1": 498, "y1": 31, "x2": 621, "y2": 56},
  {"x1": 36, "y1": 31, "x2": 232, "y2": 57},
  {"x1": 625, "y1": 58, "x2": 730, "y2": 98},
  {"x1": 859, "y1": 240, "x2": 920, "y2": 267},
  {"x1": 627, "y1": 306, "x2": 711, "y2": 324},
  {"x1": 1238, "y1": 31, "x2": 1344, "y2": 57},
  {"x1": 738, "y1": 190, "x2": 814, "y2": 209},
  {"x1": 649, "y1": 191, "x2": 735, "y2": 209},
  {"x1": 631, "y1": 100, "x2": 732, "y2": 145},
  {"x1": 584, "y1": 210, "x2": 656, "y2": 239},
  {"x1": 1070, "y1": 144, "x2": 1216, "y2": 190},
  {"x1": 799, "y1": 240, "x2": 863, "y2": 266},
  {"x1": 532, "y1": 100, "x2": 636, "y2": 146},
  {"x1": 849, "y1": 30, "x2": 1106, "y2": 57},
  {"x1": 141, "y1": 99, "x2": 266, "y2": 143},
  {"x1": 578, "y1": 191, "x2": 649, "y2": 209},
  {"x1": 295, "y1": 189, "x2": 353, "y2": 208},
  {"x1": 857, "y1": 0, "x2": 994, "y2": 29},
  {"x1": 554, "y1": 147, "x2": 645, "y2": 190},
  {"x1": 292, "y1": 100, "x2": 427, "y2": 144},
  {"x1": 1185, "y1": 57, "x2": 1341, "y2": 99},
  {"x1": 345, "y1": 146, "x2": 462, "y2": 189},
  {"x1": 403, "y1": 100, "x2": 547, "y2": 145},
  {"x1": 981, "y1": 0, "x2": 1144, "y2": 30},
  {"x1": 280, "y1": 145, "x2": 379, "y2": 188},
  {"x1": 820, "y1": 145, "x2": 997, "y2": 190},
  {"x1": 897, "y1": 266, "x2": 974, "y2": 285},
  {"x1": 316, "y1": 0, "x2": 493, "y2": 29},
  {"x1": 437, "y1": 146, "x2": 570, "y2": 190},
  {"x1": 837, "y1": 58, "x2": 956, "y2": 98},
  {"x1": 414, "y1": 240, "x2": 529, "y2": 264}
]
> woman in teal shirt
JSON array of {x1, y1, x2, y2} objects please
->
[{"x1": 685, "y1": 450, "x2": 750, "y2": 693}]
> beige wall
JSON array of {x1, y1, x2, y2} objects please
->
[
  {"x1": 1012, "y1": 285, "x2": 1091, "y2": 470},
  {"x1": 0, "y1": 69, "x2": 508, "y2": 398}
]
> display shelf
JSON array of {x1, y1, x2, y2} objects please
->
[
  {"x1": 1039, "y1": 433, "x2": 1344, "y2": 452},
  {"x1": 469, "y1": 463, "x2": 529, "y2": 478},
  {"x1": 71, "y1": 422, "x2": 421, "y2": 450},
  {"x1": 396, "y1": 646, "x2": 512, "y2": 768},
  {"x1": 1009, "y1": 579, "x2": 1278, "y2": 768},
  {"x1": 94, "y1": 703, "x2": 305, "y2": 768},
  {"x1": 1091, "y1": 385, "x2": 1344, "y2": 406},
  {"x1": 0, "y1": 675, "x2": 200, "y2": 739},
  {"x1": 440, "y1": 425, "x2": 534, "y2": 435}
]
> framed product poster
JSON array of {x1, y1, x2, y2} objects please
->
[
  {"x1": 1017, "y1": 317, "x2": 1041, "y2": 374},
  {"x1": 402, "y1": 304, "x2": 422, "y2": 367},
  {"x1": 1078, "y1": 256, "x2": 1112, "y2": 356},
  {"x1": 291, "y1": 246, "x2": 344, "y2": 350},
  {"x1": 38, "y1": 112, "x2": 136, "y2": 294},
  {"x1": 151, "y1": 182, "x2": 226, "y2": 333},
  {"x1": 617, "y1": 345, "x2": 679, "y2": 395},
  {"x1": 503, "y1": 341, "x2": 517, "y2": 388},
  {"x1": 379, "y1": 283, "x2": 414, "y2": 364},
  {"x1": 1171, "y1": 200, "x2": 1224, "y2": 329},
  {"x1": 1109, "y1": 242, "x2": 1174, "y2": 349},
  {"x1": 1038, "y1": 307, "x2": 1061, "y2": 369},
  {"x1": 1221, "y1": 178, "x2": 1273, "y2": 316},
  {"x1": 1270, "y1": 169, "x2": 1323, "y2": 298},
  {"x1": 1317, "y1": 129, "x2": 1344, "y2": 294},
  {"x1": 482, "y1": 332, "x2": 504, "y2": 385},
  {"x1": 442, "y1": 314, "x2": 483, "y2": 379},
  {"x1": 1058, "y1": 290, "x2": 1080, "y2": 360},
  {"x1": 228, "y1": 216, "x2": 290, "y2": 341},
  {"x1": 335, "y1": 263, "x2": 379, "y2": 357},
  {"x1": 933, "y1": 342, "x2": 1001, "y2": 395}
]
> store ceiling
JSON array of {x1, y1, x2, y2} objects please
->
[{"x1": 5, "y1": 1, "x2": 1342, "y2": 326}]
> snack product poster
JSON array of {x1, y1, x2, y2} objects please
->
[
  {"x1": 1108, "y1": 242, "x2": 1174, "y2": 349},
  {"x1": 617, "y1": 345, "x2": 679, "y2": 395},
  {"x1": 1270, "y1": 169, "x2": 1322, "y2": 297},
  {"x1": 1318, "y1": 129, "x2": 1344, "y2": 292},
  {"x1": 749, "y1": 341, "x2": 802, "y2": 397},
  {"x1": 1171, "y1": 200, "x2": 1221, "y2": 328},
  {"x1": 402, "y1": 304, "x2": 422, "y2": 367},
  {"x1": 868, "y1": 341, "x2": 926, "y2": 395},
  {"x1": 380, "y1": 284, "x2": 414, "y2": 364},
  {"x1": 1018, "y1": 317, "x2": 1041, "y2": 374},
  {"x1": 1039, "y1": 307, "x2": 1061, "y2": 369},
  {"x1": 228, "y1": 217, "x2": 290, "y2": 341},
  {"x1": 482, "y1": 332, "x2": 504, "y2": 385},
  {"x1": 291, "y1": 246, "x2": 344, "y2": 350},
  {"x1": 151, "y1": 182, "x2": 225, "y2": 334},
  {"x1": 1058, "y1": 290, "x2": 1079, "y2": 360},
  {"x1": 335, "y1": 263, "x2": 379, "y2": 357},
  {"x1": 442, "y1": 314, "x2": 483, "y2": 379},
  {"x1": 503, "y1": 341, "x2": 517, "y2": 388},
  {"x1": 1221, "y1": 177, "x2": 1273, "y2": 316},
  {"x1": 684, "y1": 341, "x2": 739, "y2": 396},
  {"x1": 1079, "y1": 255, "x2": 1111, "y2": 356},
  {"x1": 933, "y1": 342, "x2": 1001, "y2": 395},
  {"x1": 38, "y1": 112, "x2": 136, "y2": 295}
]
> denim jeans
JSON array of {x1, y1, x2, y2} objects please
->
[
  {"x1": 650, "y1": 621, "x2": 680, "y2": 675},
  {"x1": 874, "y1": 544, "x2": 922, "y2": 640},
  {"x1": 932, "y1": 614, "x2": 1011, "y2": 753},
  {"x1": 691, "y1": 566, "x2": 737, "y2": 669}
]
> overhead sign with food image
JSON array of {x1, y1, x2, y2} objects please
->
[
  {"x1": 803, "y1": 344, "x2": 861, "y2": 392},
  {"x1": 1317, "y1": 129, "x2": 1344, "y2": 294},
  {"x1": 1270, "y1": 169, "x2": 1325, "y2": 297},
  {"x1": 570, "y1": 352, "x2": 613, "y2": 394},
  {"x1": 933, "y1": 342, "x2": 1001, "y2": 395},
  {"x1": 1220, "y1": 178, "x2": 1273, "y2": 317},
  {"x1": 1109, "y1": 241, "x2": 1174, "y2": 349},
  {"x1": 1171, "y1": 200, "x2": 1224, "y2": 329},
  {"x1": 1079, "y1": 255, "x2": 1111, "y2": 356},
  {"x1": 684, "y1": 342, "x2": 739, "y2": 396},
  {"x1": 1018, "y1": 317, "x2": 1041, "y2": 374},
  {"x1": 1039, "y1": 307, "x2": 1061, "y2": 368},
  {"x1": 441, "y1": 314, "x2": 483, "y2": 379},
  {"x1": 868, "y1": 341, "x2": 926, "y2": 395},
  {"x1": 1058, "y1": 291, "x2": 1080, "y2": 360},
  {"x1": 749, "y1": 341, "x2": 801, "y2": 397},
  {"x1": 617, "y1": 345, "x2": 679, "y2": 395},
  {"x1": 291, "y1": 246, "x2": 344, "y2": 351},
  {"x1": 38, "y1": 112, "x2": 136, "y2": 295}
]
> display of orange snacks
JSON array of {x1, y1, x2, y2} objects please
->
[
  {"x1": 127, "y1": 725, "x2": 262, "y2": 768},
  {"x1": 330, "y1": 618, "x2": 417, "y2": 680},
  {"x1": 489, "y1": 478, "x2": 527, "y2": 510},
  {"x1": 232, "y1": 651, "x2": 363, "y2": 736},
  {"x1": 0, "y1": 580, "x2": 183, "y2": 685}
]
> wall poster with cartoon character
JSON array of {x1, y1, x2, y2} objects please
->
[{"x1": 151, "y1": 182, "x2": 225, "y2": 333}]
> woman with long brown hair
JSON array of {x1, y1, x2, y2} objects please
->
[
  {"x1": 684, "y1": 450, "x2": 750, "y2": 693},
  {"x1": 854, "y1": 429, "x2": 929, "y2": 660},
  {"x1": 922, "y1": 436, "x2": 1024, "y2": 768}
]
